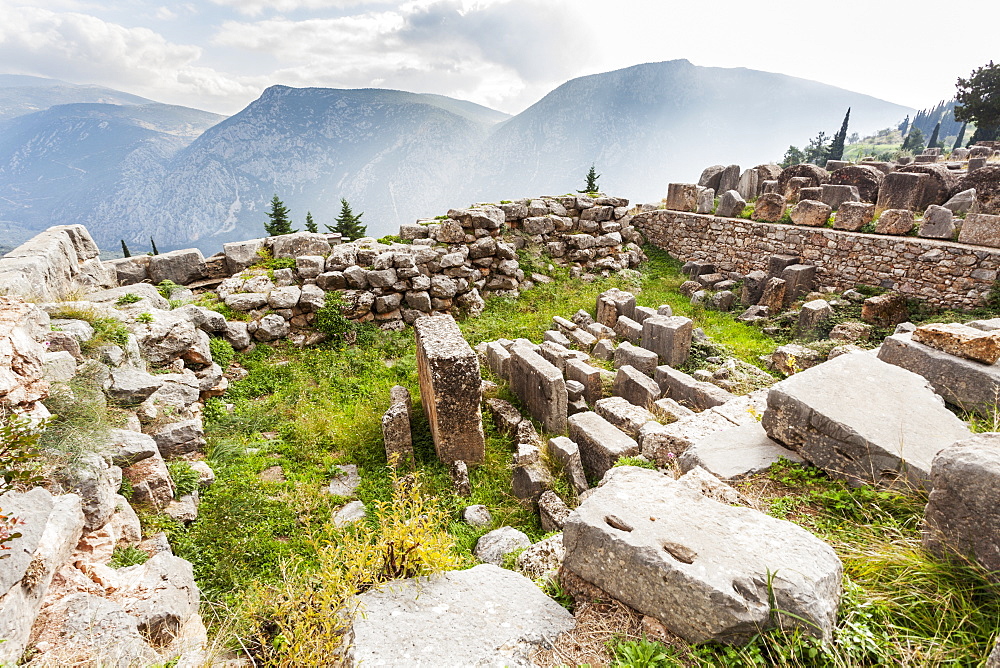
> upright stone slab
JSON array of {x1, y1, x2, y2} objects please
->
[
  {"x1": 568, "y1": 411, "x2": 639, "y2": 480},
  {"x1": 719, "y1": 164, "x2": 741, "y2": 194},
  {"x1": 715, "y1": 190, "x2": 746, "y2": 218},
  {"x1": 922, "y1": 434, "x2": 1000, "y2": 579},
  {"x1": 509, "y1": 344, "x2": 568, "y2": 434},
  {"x1": 919, "y1": 204, "x2": 955, "y2": 239},
  {"x1": 958, "y1": 213, "x2": 1000, "y2": 247},
  {"x1": 596, "y1": 288, "x2": 636, "y2": 327},
  {"x1": 414, "y1": 315, "x2": 485, "y2": 464},
  {"x1": 665, "y1": 184, "x2": 698, "y2": 212},
  {"x1": 640, "y1": 315, "x2": 693, "y2": 367},
  {"x1": 382, "y1": 386, "x2": 414, "y2": 466},
  {"x1": 562, "y1": 466, "x2": 842, "y2": 644},
  {"x1": 761, "y1": 353, "x2": 971, "y2": 488},
  {"x1": 780, "y1": 264, "x2": 817, "y2": 304},
  {"x1": 875, "y1": 171, "x2": 928, "y2": 214}
]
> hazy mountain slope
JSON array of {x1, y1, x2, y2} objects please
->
[
  {"x1": 0, "y1": 74, "x2": 153, "y2": 121},
  {"x1": 90, "y1": 86, "x2": 507, "y2": 249},
  {"x1": 465, "y1": 60, "x2": 914, "y2": 203},
  {"x1": 0, "y1": 103, "x2": 226, "y2": 250}
]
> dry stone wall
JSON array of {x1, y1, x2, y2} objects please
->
[{"x1": 634, "y1": 210, "x2": 1000, "y2": 309}]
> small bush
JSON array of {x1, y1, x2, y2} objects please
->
[
  {"x1": 859, "y1": 221, "x2": 877, "y2": 234},
  {"x1": 135, "y1": 313, "x2": 154, "y2": 324},
  {"x1": 613, "y1": 456, "x2": 657, "y2": 469},
  {"x1": 251, "y1": 248, "x2": 296, "y2": 271},
  {"x1": 209, "y1": 337, "x2": 235, "y2": 369},
  {"x1": 167, "y1": 461, "x2": 200, "y2": 498},
  {"x1": 109, "y1": 545, "x2": 149, "y2": 568},
  {"x1": 115, "y1": 292, "x2": 141, "y2": 306},
  {"x1": 377, "y1": 234, "x2": 406, "y2": 245},
  {"x1": 612, "y1": 637, "x2": 671, "y2": 667},
  {"x1": 156, "y1": 279, "x2": 181, "y2": 298},
  {"x1": 313, "y1": 293, "x2": 376, "y2": 347}
]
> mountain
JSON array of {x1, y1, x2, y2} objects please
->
[
  {"x1": 464, "y1": 60, "x2": 914, "y2": 203},
  {"x1": 0, "y1": 102, "x2": 227, "y2": 252},
  {"x1": 86, "y1": 86, "x2": 511, "y2": 250},
  {"x1": 0, "y1": 74, "x2": 152, "y2": 121}
]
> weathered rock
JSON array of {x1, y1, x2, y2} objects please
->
[
  {"x1": 346, "y1": 564, "x2": 574, "y2": 667},
  {"x1": 568, "y1": 411, "x2": 639, "y2": 480},
  {"x1": 270, "y1": 232, "x2": 331, "y2": 259},
  {"x1": 898, "y1": 163, "x2": 962, "y2": 210},
  {"x1": 149, "y1": 248, "x2": 204, "y2": 285},
  {"x1": 918, "y1": 204, "x2": 956, "y2": 239},
  {"x1": 134, "y1": 310, "x2": 212, "y2": 366},
  {"x1": 920, "y1": 434, "x2": 1000, "y2": 579},
  {"x1": 595, "y1": 397, "x2": 657, "y2": 438},
  {"x1": 0, "y1": 489, "x2": 85, "y2": 664},
  {"x1": 565, "y1": 358, "x2": 602, "y2": 406},
  {"x1": 757, "y1": 277, "x2": 787, "y2": 313},
  {"x1": 911, "y1": 322, "x2": 1000, "y2": 364},
  {"x1": 334, "y1": 500, "x2": 367, "y2": 527},
  {"x1": 509, "y1": 343, "x2": 567, "y2": 434},
  {"x1": 105, "y1": 368, "x2": 162, "y2": 404},
  {"x1": 152, "y1": 419, "x2": 206, "y2": 459},
  {"x1": 876, "y1": 171, "x2": 928, "y2": 214},
  {"x1": 382, "y1": 392, "x2": 413, "y2": 467},
  {"x1": 613, "y1": 341, "x2": 658, "y2": 375},
  {"x1": 829, "y1": 165, "x2": 884, "y2": 202},
  {"x1": 679, "y1": 423, "x2": 803, "y2": 480},
  {"x1": 665, "y1": 183, "x2": 698, "y2": 212},
  {"x1": 958, "y1": 213, "x2": 1000, "y2": 247},
  {"x1": 751, "y1": 193, "x2": 786, "y2": 222},
  {"x1": 562, "y1": 466, "x2": 842, "y2": 644},
  {"x1": 512, "y1": 461, "x2": 552, "y2": 505},
  {"x1": 833, "y1": 201, "x2": 875, "y2": 231},
  {"x1": 874, "y1": 209, "x2": 915, "y2": 235},
  {"x1": 328, "y1": 464, "x2": 361, "y2": 497},
  {"x1": 861, "y1": 292, "x2": 909, "y2": 327},
  {"x1": 474, "y1": 526, "x2": 532, "y2": 565},
  {"x1": 761, "y1": 353, "x2": 972, "y2": 488},
  {"x1": 463, "y1": 504, "x2": 492, "y2": 527},
  {"x1": 640, "y1": 315, "x2": 693, "y2": 367},
  {"x1": 0, "y1": 297, "x2": 49, "y2": 413},
  {"x1": 547, "y1": 436, "x2": 589, "y2": 495},
  {"x1": 878, "y1": 332, "x2": 1000, "y2": 417},
  {"x1": 517, "y1": 533, "x2": 565, "y2": 581},
  {"x1": 942, "y1": 187, "x2": 977, "y2": 215},
  {"x1": 654, "y1": 365, "x2": 734, "y2": 411},
  {"x1": 796, "y1": 299, "x2": 833, "y2": 338},
  {"x1": 790, "y1": 199, "x2": 832, "y2": 227},
  {"x1": 715, "y1": 190, "x2": 746, "y2": 218},
  {"x1": 60, "y1": 454, "x2": 121, "y2": 531},
  {"x1": 105, "y1": 428, "x2": 158, "y2": 468},
  {"x1": 223, "y1": 238, "x2": 265, "y2": 274},
  {"x1": 123, "y1": 449, "x2": 174, "y2": 508},
  {"x1": 415, "y1": 315, "x2": 485, "y2": 464}
]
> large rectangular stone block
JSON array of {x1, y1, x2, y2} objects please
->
[
  {"x1": 568, "y1": 411, "x2": 639, "y2": 480},
  {"x1": 665, "y1": 183, "x2": 698, "y2": 212},
  {"x1": 565, "y1": 358, "x2": 602, "y2": 406},
  {"x1": 761, "y1": 353, "x2": 971, "y2": 488},
  {"x1": 414, "y1": 315, "x2": 485, "y2": 464},
  {"x1": 654, "y1": 365, "x2": 734, "y2": 411},
  {"x1": 613, "y1": 365, "x2": 661, "y2": 409},
  {"x1": 958, "y1": 213, "x2": 1000, "y2": 247},
  {"x1": 875, "y1": 171, "x2": 928, "y2": 214},
  {"x1": 640, "y1": 316, "x2": 693, "y2": 367},
  {"x1": 509, "y1": 344, "x2": 568, "y2": 434}
]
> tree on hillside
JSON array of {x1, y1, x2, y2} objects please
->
[
  {"x1": 264, "y1": 195, "x2": 296, "y2": 236},
  {"x1": 578, "y1": 164, "x2": 601, "y2": 194},
  {"x1": 150, "y1": 237, "x2": 159, "y2": 256},
  {"x1": 780, "y1": 145, "x2": 805, "y2": 168},
  {"x1": 803, "y1": 131, "x2": 829, "y2": 165},
  {"x1": 901, "y1": 127, "x2": 925, "y2": 154},
  {"x1": 927, "y1": 122, "x2": 941, "y2": 150},
  {"x1": 827, "y1": 108, "x2": 851, "y2": 161},
  {"x1": 956, "y1": 61, "x2": 1000, "y2": 143},
  {"x1": 304, "y1": 211, "x2": 317, "y2": 233},
  {"x1": 899, "y1": 115, "x2": 910, "y2": 137},
  {"x1": 121, "y1": 240, "x2": 131, "y2": 258},
  {"x1": 327, "y1": 198, "x2": 366, "y2": 240},
  {"x1": 953, "y1": 123, "x2": 967, "y2": 151}
]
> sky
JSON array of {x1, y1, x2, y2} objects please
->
[{"x1": 0, "y1": 0, "x2": 995, "y2": 117}]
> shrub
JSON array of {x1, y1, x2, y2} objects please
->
[
  {"x1": 135, "y1": 313, "x2": 154, "y2": 324},
  {"x1": 167, "y1": 461, "x2": 200, "y2": 498},
  {"x1": 313, "y1": 293, "x2": 376, "y2": 347},
  {"x1": 613, "y1": 456, "x2": 657, "y2": 469},
  {"x1": 115, "y1": 292, "x2": 141, "y2": 306},
  {"x1": 109, "y1": 545, "x2": 149, "y2": 568},
  {"x1": 612, "y1": 637, "x2": 671, "y2": 667},
  {"x1": 209, "y1": 337, "x2": 235, "y2": 369},
  {"x1": 156, "y1": 279, "x2": 181, "y2": 298},
  {"x1": 377, "y1": 234, "x2": 406, "y2": 245},
  {"x1": 0, "y1": 414, "x2": 47, "y2": 558}
]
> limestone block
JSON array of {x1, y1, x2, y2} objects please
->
[
  {"x1": 696, "y1": 187, "x2": 715, "y2": 214},
  {"x1": 698, "y1": 165, "x2": 724, "y2": 190},
  {"x1": 562, "y1": 466, "x2": 842, "y2": 644},
  {"x1": 596, "y1": 288, "x2": 636, "y2": 327},
  {"x1": 833, "y1": 201, "x2": 875, "y2": 231},
  {"x1": 640, "y1": 315, "x2": 693, "y2": 367},
  {"x1": 761, "y1": 353, "x2": 971, "y2": 488},
  {"x1": 612, "y1": 365, "x2": 661, "y2": 410},
  {"x1": 751, "y1": 193, "x2": 785, "y2": 222},
  {"x1": 149, "y1": 249, "x2": 204, "y2": 285},
  {"x1": 790, "y1": 199, "x2": 832, "y2": 227},
  {"x1": 223, "y1": 238, "x2": 265, "y2": 274},
  {"x1": 547, "y1": 436, "x2": 589, "y2": 495},
  {"x1": 878, "y1": 332, "x2": 1000, "y2": 417},
  {"x1": 922, "y1": 434, "x2": 1000, "y2": 578},
  {"x1": 757, "y1": 277, "x2": 786, "y2": 313},
  {"x1": 568, "y1": 411, "x2": 639, "y2": 480},
  {"x1": 346, "y1": 564, "x2": 574, "y2": 666},
  {"x1": 861, "y1": 292, "x2": 908, "y2": 328},
  {"x1": 943, "y1": 187, "x2": 977, "y2": 215},
  {"x1": 912, "y1": 322, "x2": 1000, "y2": 364},
  {"x1": 382, "y1": 401, "x2": 413, "y2": 466},
  {"x1": 780, "y1": 264, "x2": 817, "y2": 303},
  {"x1": 665, "y1": 183, "x2": 698, "y2": 212},
  {"x1": 679, "y1": 422, "x2": 803, "y2": 480},
  {"x1": 270, "y1": 232, "x2": 331, "y2": 259},
  {"x1": 613, "y1": 315, "x2": 643, "y2": 344},
  {"x1": 595, "y1": 396, "x2": 657, "y2": 438},
  {"x1": 875, "y1": 171, "x2": 928, "y2": 214},
  {"x1": 715, "y1": 190, "x2": 746, "y2": 218},
  {"x1": 613, "y1": 341, "x2": 658, "y2": 376},
  {"x1": 796, "y1": 299, "x2": 833, "y2": 338},
  {"x1": 654, "y1": 364, "x2": 734, "y2": 411},
  {"x1": 874, "y1": 209, "x2": 915, "y2": 235},
  {"x1": 958, "y1": 213, "x2": 1000, "y2": 247},
  {"x1": 415, "y1": 315, "x2": 485, "y2": 464}
]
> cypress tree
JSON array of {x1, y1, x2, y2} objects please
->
[
  {"x1": 827, "y1": 108, "x2": 851, "y2": 161},
  {"x1": 953, "y1": 123, "x2": 967, "y2": 151},
  {"x1": 264, "y1": 194, "x2": 296, "y2": 236},
  {"x1": 899, "y1": 115, "x2": 910, "y2": 136},
  {"x1": 305, "y1": 211, "x2": 317, "y2": 233},
  {"x1": 927, "y1": 122, "x2": 941, "y2": 150},
  {"x1": 150, "y1": 236, "x2": 159, "y2": 255},
  {"x1": 120, "y1": 240, "x2": 131, "y2": 258},
  {"x1": 326, "y1": 198, "x2": 366, "y2": 241}
]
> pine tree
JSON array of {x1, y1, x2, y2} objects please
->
[
  {"x1": 927, "y1": 122, "x2": 941, "y2": 150},
  {"x1": 953, "y1": 123, "x2": 967, "y2": 151},
  {"x1": 120, "y1": 240, "x2": 131, "y2": 258},
  {"x1": 956, "y1": 61, "x2": 1000, "y2": 142},
  {"x1": 827, "y1": 108, "x2": 851, "y2": 161},
  {"x1": 326, "y1": 198, "x2": 366, "y2": 240},
  {"x1": 902, "y1": 127, "x2": 925, "y2": 154},
  {"x1": 150, "y1": 237, "x2": 159, "y2": 255},
  {"x1": 264, "y1": 194, "x2": 296, "y2": 236},
  {"x1": 305, "y1": 211, "x2": 317, "y2": 233},
  {"x1": 577, "y1": 164, "x2": 600, "y2": 194}
]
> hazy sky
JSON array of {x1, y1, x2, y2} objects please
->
[{"x1": 0, "y1": 0, "x2": 994, "y2": 116}]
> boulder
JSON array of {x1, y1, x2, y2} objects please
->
[
  {"x1": 134, "y1": 310, "x2": 212, "y2": 366},
  {"x1": 958, "y1": 213, "x2": 1000, "y2": 247},
  {"x1": 562, "y1": 466, "x2": 842, "y2": 644},
  {"x1": 463, "y1": 504, "x2": 492, "y2": 527},
  {"x1": 922, "y1": 433, "x2": 1000, "y2": 578},
  {"x1": 790, "y1": 199, "x2": 832, "y2": 227},
  {"x1": 105, "y1": 428, "x2": 158, "y2": 468},
  {"x1": 517, "y1": 532, "x2": 565, "y2": 580},
  {"x1": 253, "y1": 313, "x2": 290, "y2": 342},
  {"x1": 777, "y1": 164, "x2": 829, "y2": 194},
  {"x1": 761, "y1": 352, "x2": 971, "y2": 488},
  {"x1": 415, "y1": 315, "x2": 485, "y2": 464},
  {"x1": 715, "y1": 190, "x2": 746, "y2": 218},
  {"x1": 942, "y1": 187, "x2": 977, "y2": 215},
  {"x1": 751, "y1": 193, "x2": 785, "y2": 222},
  {"x1": 149, "y1": 248, "x2": 204, "y2": 285},
  {"x1": 60, "y1": 454, "x2": 121, "y2": 531},
  {"x1": 117, "y1": 552, "x2": 201, "y2": 647},
  {"x1": 796, "y1": 299, "x2": 833, "y2": 338},
  {"x1": 874, "y1": 209, "x2": 915, "y2": 235},
  {"x1": 833, "y1": 201, "x2": 875, "y2": 231},
  {"x1": 346, "y1": 564, "x2": 574, "y2": 667},
  {"x1": 698, "y1": 165, "x2": 725, "y2": 191},
  {"x1": 819, "y1": 184, "x2": 860, "y2": 210},
  {"x1": 223, "y1": 238, "x2": 265, "y2": 274},
  {"x1": 105, "y1": 368, "x2": 162, "y2": 404},
  {"x1": 270, "y1": 232, "x2": 331, "y2": 259},
  {"x1": 474, "y1": 526, "x2": 531, "y2": 565},
  {"x1": 828, "y1": 165, "x2": 884, "y2": 202},
  {"x1": 919, "y1": 204, "x2": 956, "y2": 239},
  {"x1": 678, "y1": 423, "x2": 803, "y2": 480}
]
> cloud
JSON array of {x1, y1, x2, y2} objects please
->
[
  {"x1": 155, "y1": 6, "x2": 176, "y2": 20},
  {"x1": 210, "y1": 0, "x2": 595, "y2": 111},
  {"x1": 0, "y1": 5, "x2": 257, "y2": 111},
  {"x1": 207, "y1": 0, "x2": 378, "y2": 18}
]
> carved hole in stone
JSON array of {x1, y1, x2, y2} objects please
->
[
  {"x1": 604, "y1": 515, "x2": 633, "y2": 532},
  {"x1": 661, "y1": 541, "x2": 696, "y2": 564}
]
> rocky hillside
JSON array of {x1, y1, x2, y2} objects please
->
[
  {"x1": 0, "y1": 102, "x2": 226, "y2": 253},
  {"x1": 0, "y1": 74, "x2": 153, "y2": 121}
]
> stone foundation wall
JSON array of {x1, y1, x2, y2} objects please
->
[{"x1": 633, "y1": 210, "x2": 1000, "y2": 309}]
